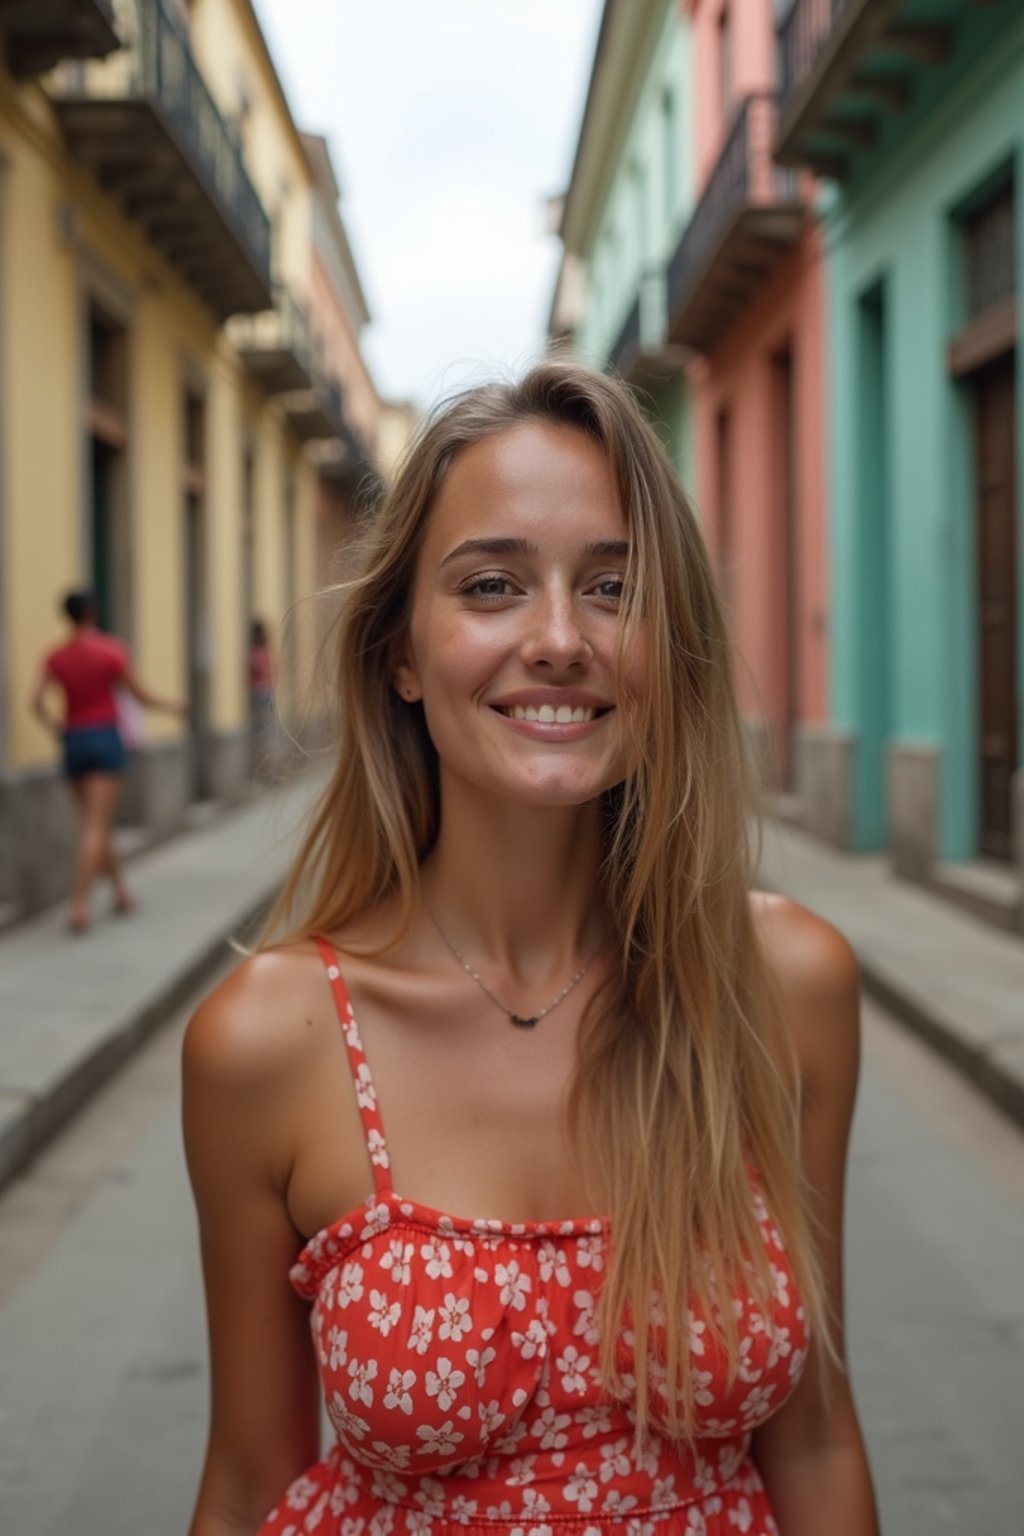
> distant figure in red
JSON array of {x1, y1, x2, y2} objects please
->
[
  {"x1": 248, "y1": 617, "x2": 278, "y2": 781},
  {"x1": 30, "y1": 589, "x2": 187, "y2": 933}
]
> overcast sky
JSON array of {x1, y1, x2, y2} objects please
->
[{"x1": 252, "y1": 0, "x2": 601, "y2": 408}]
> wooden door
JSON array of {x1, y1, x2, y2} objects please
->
[{"x1": 974, "y1": 353, "x2": 1018, "y2": 858}]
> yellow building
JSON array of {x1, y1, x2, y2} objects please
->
[{"x1": 0, "y1": 0, "x2": 379, "y2": 918}]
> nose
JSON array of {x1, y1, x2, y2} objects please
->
[{"x1": 519, "y1": 586, "x2": 592, "y2": 670}]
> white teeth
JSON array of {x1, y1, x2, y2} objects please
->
[{"x1": 507, "y1": 704, "x2": 598, "y2": 723}]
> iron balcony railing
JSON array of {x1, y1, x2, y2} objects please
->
[
  {"x1": 778, "y1": 0, "x2": 859, "y2": 103},
  {"x1": 667, "y1": 93, "x2": 797, "y2": 325},
  {"x1": 62, "y1": 0, "x2": 271, "y2": 289},
  {"x1": 230, "y1": 281, "x2": 319, "y2": 376}
]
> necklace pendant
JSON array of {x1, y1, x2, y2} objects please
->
[{"x1": 510, "y1": 1013, "x2": 540, "y2": 1029}]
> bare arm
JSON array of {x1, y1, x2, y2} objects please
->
[
  {"x1": 183, "y1": 961, "x2": 321, "y2": 1536},
  {"x1": 122, "y1": 662, "x2": 188, "y2": 716},
  {"x1": 29, "y1": 666, "x2": 62, "y2": 736},
  {"x1": 751, "y1": 898, "x2": 879, "y2": 1535}
]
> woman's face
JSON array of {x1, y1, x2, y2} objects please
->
[{"x1": 393, "y1": 419, "x2": 645, "y2": 808}]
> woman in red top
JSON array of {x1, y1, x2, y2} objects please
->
[
  {"x1": 30, "y1": 589, "x2": 186, "y2": 932},
  {"x1": 184, "y1": 365, "x2": 877, "y2": 1535}
]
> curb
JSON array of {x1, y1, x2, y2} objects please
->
[{"x1": 0, "y1": 892, "x2": 274, "y2": 1197}]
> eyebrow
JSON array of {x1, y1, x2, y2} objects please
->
[{"x1": 439, "y1": 537, "x2": 630, "y2": 568}]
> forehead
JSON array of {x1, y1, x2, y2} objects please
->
[{"x1": 424, "y1": 420, "x2": 624, "y2": 552}]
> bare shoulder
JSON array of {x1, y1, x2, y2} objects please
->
[
  {"x1": 749, "y1": 891, "x2": 861, "y2": 1097},
  {"x1": 182, "y1": 941, "x2": 332, "y2": 1094}
]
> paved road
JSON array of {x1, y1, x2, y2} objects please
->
[{"x1": 0, "y1": 983, "x2": 1022, "y2": 1535}]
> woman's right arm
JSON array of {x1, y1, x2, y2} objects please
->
[{"x1": 182, "y1": 961, "x2": 321, "y2": 1536}]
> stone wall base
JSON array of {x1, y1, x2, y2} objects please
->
[
  {"x1": 795, "y1": 724, "x2": 856, "y2": 850},
  {"x1": 887, "y1": 742, "x2": 939, "y2": 881},
  {"x1": 207, "y1": 727, "x2": 250, "y2": 807}
]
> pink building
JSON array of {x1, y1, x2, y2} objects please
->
[{"x1": 685, "y1": 0, "x2": 827, "y2": 790}]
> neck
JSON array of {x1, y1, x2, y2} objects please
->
[{"x1": 420, "y1": 774, "x2": 607, "y2": 981}]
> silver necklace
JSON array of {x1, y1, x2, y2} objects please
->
[{"x1": 427, "y1": 906, "x2": 596, "y2": 1028}]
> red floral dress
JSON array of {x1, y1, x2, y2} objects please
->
[{"x1": 258, "y1": 937, "x2": 809, "y2": 1536}]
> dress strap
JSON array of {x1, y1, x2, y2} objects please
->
[{"x1": 312, "y1": 935, "x2": 392, "y2": 1198}]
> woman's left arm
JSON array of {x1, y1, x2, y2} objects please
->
[{"x1": 751, "y1": 897, "x2": 880, "y2": 1535}]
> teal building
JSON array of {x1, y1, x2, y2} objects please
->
[
  {"x1": 777, "y1": 0, "x2": 1024, "y2": 930},
  {"x1": 549, "y1": 0, "x2": 695, "y2": 484}
]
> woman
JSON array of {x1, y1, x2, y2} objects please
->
[
  {"x1": 248, "y1": 618, "x2": 279, "y2": 783},
  {"x1": 184, "y1": 364, "x2": 878, "y2": 1535},
  {"x1": 30, "y1": 589, "x2": 186, "y2": 932}
]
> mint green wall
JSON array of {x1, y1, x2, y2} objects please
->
[
  {"x1": 648, "y1": 372, "x2": 695, "y2": 492},
  {"x1": 576, "y1": 3, "x2": 693, "y2": 367},
  {"x1": 828, "y1": 17, "x2": 1024, "y2": 857}
]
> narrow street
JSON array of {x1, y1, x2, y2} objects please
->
[{"x1": 0, "y1": 982, "x2": 1021, "y2": 1536}]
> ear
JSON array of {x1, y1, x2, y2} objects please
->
[{"x1": 389, "y1": 639, "x2": 422, "y2": 703}]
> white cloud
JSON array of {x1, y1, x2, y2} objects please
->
[{"x1": 253, "y1": 0, "x2": 601, "y2": 405}]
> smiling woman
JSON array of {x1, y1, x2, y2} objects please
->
[{"x1": 182, "y1": 362, "x2": 878, "y2": 1536}]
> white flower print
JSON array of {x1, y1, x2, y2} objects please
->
[
  {"x1": 530, "y1": 1405, "x2": 571, "y2": 1450},
  {"x1": 740, "y1": 1383, "x2": 775, "y2": 1422},
  {"x1": 770, "y1": 1263, "x2": 791, "y2": 1307},
  {"x1": 425, "y1": 1356, "x2": 466, "y2": 1412},
  {"x1": 688, "y1": 1311, "x2": 708, "y2": 1357},
  {"x1": 766, "y1": 1325, "x2": 792, "y2": 1370},
  {"x1": 327, "y1": 1325, "x2": 348, "y2": 1370},
  {"x1": 415, "y1": 1420, "x2": 464, "y2": 1459},
  {"x1": 412, "y1": 1477, "x2": 446, "y2": 1517},
  {"x1": 347, "y1": 1356, "x2": 378, "y2": 1407},
  {"x1": 555, "y1": 1343, "x2": 591, "y2": 1394},
  {"x1": 366, "y1": 1127, "x2": 389, "y2": 1169},
  {"x1": 367, "y1": 1508, "x2": 395, "y2": 1536},
  {"x1": 571, "y1": 1289, "x2": 600, "y2": 1346},
  {"x1": 368, "y1": 1468, "x2": 408, "y2": 1504},
  {"x1": 512, "y1": 1318, "x2": 548, "y2": 1360},
  {"x1": 368, "y1": 1289, "x2": 402, "y2": 1337},
  {"x1": 598, "y1": 1436, "x2": 631, "y2": 1483},
  {"x1": 564, "y1": 1465, "x2": 599, "y2": 1513},
  {"x1": 383, "y1": 1367, "x2": 416, "y2": 1415},
  {"x1": 521, "y1": 1486, "x2": 552, "y2": 1517},
  {"x1": 495, "y1": 1259, "x2": 532, "y2": 1311},
  {"x1": 505, "y1": 1454, "x2": 538, "y2": 1487},
  {"x1": 465, "y1": 1341, "x2": 497, "y2": 1386},
  {"x1": 371, "y1": 1440, "x2": 411, "y2": 1470},
  {"x1": 326, "y1": 1391, "x2": 369, "y2": 1442},
  {"x1": 537, "y1": 1241, "x2": 571, "y2": 1287},
  {"x1": 575, "y1": 1235, "x2": 604, "y2": 1271},
  {"x1": 728, "y1": 1498, "x2": 754, "y2": 1531},
  {"x1": 354, "y1": 1061, "x2": 376, "y2": 1110},
  {"x1": 379, "y1": 1238, "x2": 414, "y2": 1286},
  {"x1": 421, "y1": 1238, "x2": 454, "y2": 1279},
  {"x1": 652, "y1": 1473, "x2": 679, "y2": 1509},
  {"x1": 336, "y1": 1263, "x2": 365, "y2": 1308},
  {"x1": 600, "y1": 1489, "x2": 639, "y2": 1516},
  {"x1": 477, "y1": 1398, "x2": 506, "y2": 1436},
  {"x1": 567, "y1": 1403, "x2": 608, "y2": 1442},
  {"x1": 407, "y1": 1305, "x2": 435, "y2": 1355},
  {"x1": 449, "y1": 1495, "x2": 478, "y2": 1522},
  {"x1": 438, "y1": 1292, "x2": 472, "y2": 1343},
  {"x1": 285, "y1": 1474, "x2": 319, "y2": 1509}
]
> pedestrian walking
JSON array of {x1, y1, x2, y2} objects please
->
[
  {"x1": 183, "y1": 362, "x2": 878, "y2": 1535},
  {"x1": 30, "y1": 589, "x2": 187, "y2": 933},
  {"x1": 248, "y1": 618, "x2": 279, "y2": 782}
]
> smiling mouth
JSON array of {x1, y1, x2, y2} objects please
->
[{"x1": 493, "y1": 704, "x2": 611, "y2": 724}]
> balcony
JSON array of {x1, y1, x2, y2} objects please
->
[
  {"x1": 0, "y1": 0, "x2": 119, "y2": 78},
  {"x1": 775, "y1": 0, "x2": 1012, "y2": 179},
  {"x1": 229, "y1": 283, "x2": 318, "y2": 394},
  {"x1": 52, "y1": 0, "x2": 271, "y2": 319},
  {"x1": 609, "y1": 269, "x2": 687, "y2": 386},
  {"x1": 281, "y1": 374, "x2": 344, "y2": 443},
  {"x1": 667, "y1": 94, "x2": 804, "y2": 354}
]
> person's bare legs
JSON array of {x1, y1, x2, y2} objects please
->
[{"x1": 67, "y1": 773, "x2": 128, "y2": 929}]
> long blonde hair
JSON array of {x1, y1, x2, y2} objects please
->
[{"x1": 264, "y1": 361, "x2": 830, "y2": 1442}]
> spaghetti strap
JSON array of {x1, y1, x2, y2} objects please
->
[{"x1": 312, "y1": 935, "x2": 392, "y2": 1198}]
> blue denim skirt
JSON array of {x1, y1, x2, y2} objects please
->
[{"x1": 63, "y1": 724, "x2": 127, "y2": 779}]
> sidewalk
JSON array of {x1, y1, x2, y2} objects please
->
[
  {"x1": 1, "y1": 785, "x2": 1021, "y2": 1196},
  {"x1": 0, "y1": 768, "x2": 325, "y2": 1193},
  {"x1": 759, "y1": 818, "x2": 1024, "y2": 1127}
]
